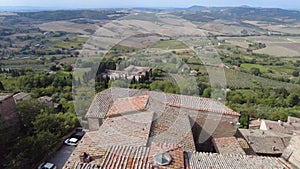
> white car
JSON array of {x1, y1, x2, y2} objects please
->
[
  {"x1": 64, "y1": 137, "x2": 79, "y2": 146},
  {"x1": 38, "y1": 162, "x2": 57, "y2": 169}
]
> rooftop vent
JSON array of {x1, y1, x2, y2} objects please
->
[
  {"x1": 272, "y1": 146, "x2": 278, "y2": 151},
  {"x1": 153, "y1": 152, "x2": 172, "y2": 166}
]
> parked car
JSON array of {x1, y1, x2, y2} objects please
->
[
  {"x1": 64, "y1": 130, "x2": 85, "y2": 146},
  {"x1": 64, "y1": 137, "x2": 79, "y2": 146},
  {"x1": 38, "y1": 162, "x2": 57, "y2": 169},
  {"x1": 71, "y1": 131, "x2": 85, "y2": 140}
]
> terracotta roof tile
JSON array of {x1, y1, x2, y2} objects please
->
[
  {"x1": 282, "y1": 136, "x2": 300, "y2": 168},
  {"x1": 87, "y1": 88, "x2": 240, "y2": 119},
  {"x1": 148, "y1": 142, "x2": 185, "y2": 168},
  {"x1": 287, "y1": 116, "x2": 300, "y2": 124},
  {"x1": 86, "y1": 94, "x2": 114, "y2": 118},
  {"x1": 149, "y1": 106, "x2": 196, "y2": 152},
  {"x1": 238, "y1": 129, "x2": 291, "y2": 155},
  {"x1": 13, "y1": 92, "x2": 31, "y2": 101},
  {"x1": 187, "y1": 152, "x2": 292, "y2": 169},
  {"x1": 106, "y1": 96, "x2": 149, "y2": 117},
  {"x1": 149, "y1": 90, "x2": 240, "y2": 116},
  {"x1": 212, "y1": 137, "x2": 246, "y2": 155},
  {"x1": 89, "y1": 111, "x2": 154, "y2": 148},
  {"x1": 249, "y1": 119, "x2": 262, "y2": 128},
  {"x1": 101, "y1": 145, "x2": 151, "y2": 169},
  {"x1": 64, "y1": 112, "x2": 154, "y2": 168},
  {"x1": 261, "y1": 120, "x2": 300, "y2": 135}
]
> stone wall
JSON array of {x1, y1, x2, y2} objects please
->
[{"x1": 88, "y1": 118, "x2": 102, "y2": 131}]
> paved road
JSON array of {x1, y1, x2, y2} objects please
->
[{"x1": 49, "y1": 145, "x2": 75, "y2": 169}]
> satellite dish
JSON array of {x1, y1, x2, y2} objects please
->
[{"x1": 153, "y1": 152, "x2": 172, "y2": 166}]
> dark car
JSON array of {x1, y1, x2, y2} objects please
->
[{"x1": 71, "y1": 131, "x2": 85, "y2": 140}]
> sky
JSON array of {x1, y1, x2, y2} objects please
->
[{"x1": 0, "y1": 0, "x2": 300, "y2": 9}]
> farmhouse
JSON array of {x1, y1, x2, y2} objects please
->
[{"x1": 104, "y1": 65, "x2": 153, "y2": 81}]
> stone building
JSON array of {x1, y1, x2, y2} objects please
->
[
  {"x1": 85, "y1": 87, "x2": 240, "y2": 152},
  {"x1": 0, "y1": 93, "x2": 19, "y2": 126},
  {"x1": 63, "y1": 88, "x2": 294, "y2": 169}
]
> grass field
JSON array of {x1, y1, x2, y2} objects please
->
[
  {"x1": 240, "y1": 64, "x2": 270, "y2": 73},
  {"x1": 150, "y1": 40, "x2": 188, "y2": 50},
  {"x1": 241, "y1": 63, "x2": 295, "y2": 76},
  {"x1": 224, "y1": 39, "x2": 250, "y2": 48},
  {"x1": 254, "y1": 43, "x2": 300, "y2": 57},
  {"x1": 52, "y1": 37, "x2": 88, "y2": 49}
]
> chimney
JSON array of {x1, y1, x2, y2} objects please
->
[{"x1": 79, "y1": 152, "x2": 91, "y2": 163}]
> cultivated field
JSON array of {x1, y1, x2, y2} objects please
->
[{"x1": 38, "y1": 21, "x2": 100, "y2": 34}]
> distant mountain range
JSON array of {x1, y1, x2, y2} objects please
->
[
  {"x1": 0, "y1": 6, "x2": 64, "y2": 12},
  {"x1": 0, "y1": 5, "x2": 299, "y2": 12}
]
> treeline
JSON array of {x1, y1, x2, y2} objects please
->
[
  {"x1": 0, "y1": 69, "x2": 78, "y2": 168},
  {"x1": 0, "y1": 68, "x2": 27, "y2": 77},
  {"x1": 176, "y1": 7, "x2": 300, "y2": 24},
  {"x1": 1, "y1": 99, "x2": 79, "y2": 169},
  {"x1": 17, "y1": 10, "x2": 128, "y2": 22},
  {"x1": 227, "y1": 87, "x2": 300, "y2": 128}
]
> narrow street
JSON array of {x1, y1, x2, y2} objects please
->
[{"x1": 48, "y1": 145, "x2": 75, "y2": 169}]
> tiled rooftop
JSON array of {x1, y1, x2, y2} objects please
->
[
  {"x1": 101, "y1": 145, "x2": 151, "y2": 169},
  {"x1": 287, "y1": 116, "x2": 300, "y2": 124},
  {"x1": 86, "y1": 94, "x2": 114, "y2": 118},
  {"x1": 238, "y1": 129, "x2": 291, "y2": 155},
  {"x1": 106, "y1": 95, "x2": 149, "y2": 117},
  {"x1": 64, "y1": 111, "x2": 154, "y2": 168},
  {"x1": 239, "y1": 129, "x2": 291, "y2": 138},
  {"x1": 148, "y1": 142, "x2": 185, "y2": 168},
  {"x1": 64, "y1": 134, "x2": 106, "y2": 168},
  {"x1": 149, "y1": 106, "x2": 196, "y2": 152},
  {"x1": 261, "y1": 120, "x2": 300, "y2": 135},
  {"x1": 212, "y1": 137, "x2": 246, "y2": 155},
  {"x1": 187, "y1": 152, "x2": 292, "y2": 169},
  {"x1": 282, "y1": 136, "x2": 300, "y2": 168},
  {"x1": 149, "y1": 90, "x2": 240, "y2": 116},
  {"x1": 65, "y1": 142, "x2": 185, "y2": 169},
  {"x1": 249, "y1": 119, "x2": 262, "y2": 128},
  {"x1": 89, "y1": 111, "x2": 153, "y2": 148},
  {"x1": 0, "y1": 93, "x2": 12, "y2": 101},
  {"x1": 86, "y1": 88, "x2": 240, "y2": 119},
  {"x1": 247, "y1": 136, "x2": 286, "y2": 154},
  {"x1": 13, "y1": 92, "x2": 31, "y2": 102}
]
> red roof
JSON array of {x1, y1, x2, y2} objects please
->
[{"x1": 106, "y1": 95, "x2": 149, "y2": 117}]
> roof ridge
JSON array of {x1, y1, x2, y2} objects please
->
[{"x1": 190, "y1": 151, "x2": 283, "y2": 159}]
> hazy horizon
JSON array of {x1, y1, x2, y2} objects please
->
[{"x1": 1, "y1": 0, "x2": 300, "y2": 10}]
